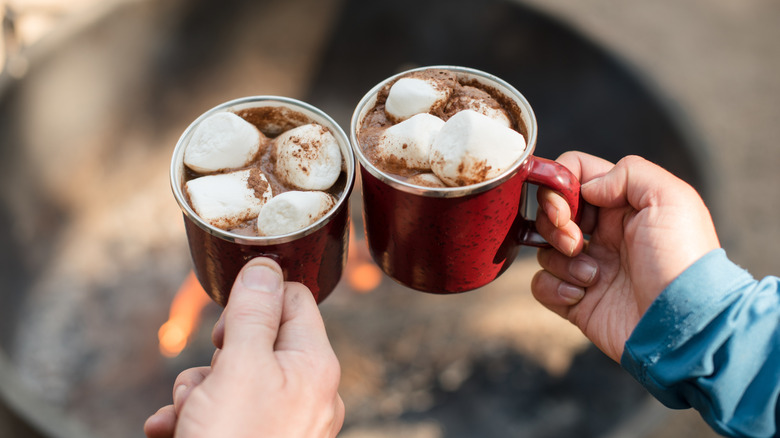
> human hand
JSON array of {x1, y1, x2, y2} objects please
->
[
  {"x1": 144, "y1": 258, "x2": 344, "y2": 438},
  {"x1": 531, "y1": 152, "x2": 720, "y2": 362}
]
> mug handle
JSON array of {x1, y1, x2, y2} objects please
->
[{"x1": 517, "y1": 156, "x2": 582, "y2": 246}]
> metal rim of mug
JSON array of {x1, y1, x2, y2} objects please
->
[
  {"x1": 350, "y1": 65, "x2": 538, "y2": 198},
  {"x1": 170, "y1": 95, "x2": 356, "y2": 245}
]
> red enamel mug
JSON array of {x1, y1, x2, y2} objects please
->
[
  {"x1": 171, "y1": 96, "x2": 355, "y2": 305},
  {"x1": 350, "y1": 66, "x2": 581, "y2": 294}
]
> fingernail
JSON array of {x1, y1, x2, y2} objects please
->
[
  {"x1": 241, "y1": 265, "x2": 281, "y2": 292},
  {"x1": 581, "y1": 176, "x2": 601, "y2": 191},
  {"x1": 580, "y1": 180, "x2": 595, "y2": 191},
  {"x1": 561, "y1": 233, "x2": 578, "y2": 257},
  {"x1": 569, "y1": 259, "x2": 597, "y2": 284},
  {"x1": 558, "y1": 283, "x2": 585, "y2": 303}
]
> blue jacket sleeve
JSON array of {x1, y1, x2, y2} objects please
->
[{"x1": 621, "y1": 249, "x2": 779, "y2": 438}]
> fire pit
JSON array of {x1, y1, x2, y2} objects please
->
[{"x1": 0, "y1": 0, "x2": 707, "y2": 437}]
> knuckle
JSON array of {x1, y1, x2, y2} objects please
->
[
  {"x1": 618, "y1": 154, "x2": 646, "y2": 167},
  {"x1": 230, "y1": 302, "x2": 278, "y2": 327}
]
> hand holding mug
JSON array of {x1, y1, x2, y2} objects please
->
[
  {"x1": 144, "y1": 258, "x2": 344, "y2": 438},
  {"x1": 531, "y1": 152, "x2": 720, "y2": 361}
]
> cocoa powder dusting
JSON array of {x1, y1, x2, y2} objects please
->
[
  {"x1": 235, "y1": 107, "x2": 310, "y2": 137},
  {"x1": 248, "y1": 167, "x2": 270, "y2": 198},
  {"x1": 471, "y1": 160, "x2": 492, "y2": 184}
]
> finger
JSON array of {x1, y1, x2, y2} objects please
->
[
  {"x1": 536, "y1": 151, "x2": 615, "y2": 251},
  {"x1": 274, "y1": 281, "x2": 333, "y2": 355},
  {"x1": 555, "y1": 151, "x2": 616, "y2": 185},
  {"x1": 144, "y1": 405, "x2": 176, "y2": 438},
  {"x1": 172, "y1": 366, "x2": 211, "y2": 414},
  {"x1": 535, "y1": 200, "x2": 584, "y2": 257},
  {"x1": 537, "y1": 247, "x2": 599, "y2": 287},
  {"x1": 530, "y1": 269, "x2": 584, "y2": 318},
  {"x1": 582, "y1": 155, "x2": 688, "y2": 210},
  {"x1": 536, "y1": 187, "x2": 600, "y2": 249},
  {"x1": 537, "y1": 186, "x2": 573, "y2": 228},
  {"x1": 537, "y1": 151, "x2": 615, "y2": 228},
  {"x1": 222, "y1": 257, "x2": 285, "y2": 354}
]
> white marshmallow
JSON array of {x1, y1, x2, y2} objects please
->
[
  {"x1": 375, "y1": 113, "x2": 444, "y2": 170},
  {"x1": 185, "y1": 169, "x2": 273, "y2": 229},
  {"x1": 463, "y1": 100, "x2": 512, "y2": 128},
  {"x1": 447, "y1": 87, "x2": 512, "y2": 128},
  {"x1": 275, "y1": 124, "x2": 342, "y2": 191},
  {"x1": 430, "y1": 110, "x2": 526, "y2": 186},
  {"x1": 257, "y1": 191, "x2": 336, "y2": 236},
  {"x1": 406, "y1": 173, "x2": 446, "y2": 188},
  {"x1": 385, "y1": 77, "x2": 451, "y2": 121},
  {"x1": 184, "y1": 112, "x2": 264, "y2": 173}
]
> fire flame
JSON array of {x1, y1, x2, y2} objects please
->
[
  {"x1": 158, "y1": 271, "x2": 211, "y2": 358},
  {"x1": 346, "y1": 224, "x2": 383, "y2": 293}
]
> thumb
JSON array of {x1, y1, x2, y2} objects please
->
[
  {"x1": 221, "y1": 258, "x2": 285, "y2": 353},
  {"x1": 580, "y1": 155, "x2": 671, "y2": 210}
]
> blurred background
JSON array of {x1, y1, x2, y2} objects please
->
[{"x1": 0, "y1": 0, "x2": 778, "y2": 437}]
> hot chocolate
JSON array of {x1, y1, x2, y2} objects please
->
[
  {"x1": 357, "y1": 68, "x2": 528, "y2": 187},
  {"x1": 182, "y1": 106, "x2": 348, "y2": 237}
]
